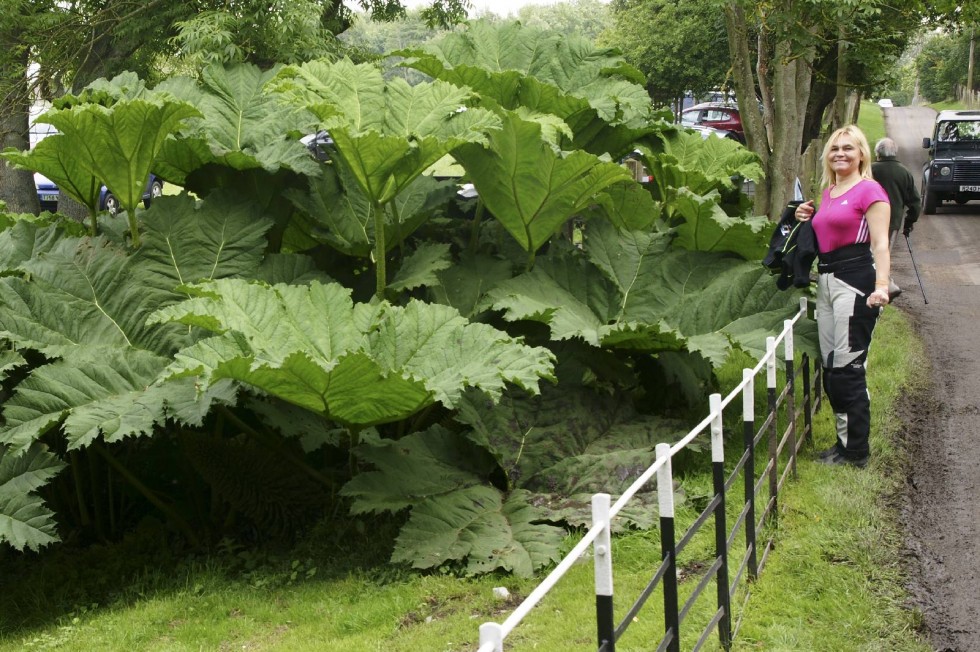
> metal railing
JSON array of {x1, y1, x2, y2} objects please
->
[{"x1": 477, "y1": 297, "x2": 820, "y2": 652}]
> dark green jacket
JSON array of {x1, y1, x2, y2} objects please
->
[{"x1": 871, "y1": 156, "x2": 921, "y2": 232}]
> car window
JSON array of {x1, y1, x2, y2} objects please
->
[
  {"x1": 938, "y1": 121, "x2": 980, "y2": 142},
  {"x1": 680, "y1": 111, "x2": 700, "y2": 126},
  {"x1": 704, "y1": 109, "x2": 731, "y2": 121}
]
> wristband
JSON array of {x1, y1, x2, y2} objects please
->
[{"x1": 874, "y1": 281, "x2": 889, "y2": 288}]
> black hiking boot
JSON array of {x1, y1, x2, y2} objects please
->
[{"x1": 816, "y1": 449, "x2": 869, "y2": 469}]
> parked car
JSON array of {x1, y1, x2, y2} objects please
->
[
  {"x1": 34, "y1": 174, "x2": 163, "y2": 214},
  {"x1": 680, "y1": 102, "x2": 745, "y2": 143},
  {"x1": 687, "y1": 123, "x2": 741, "y2": 142},
  {"x1": 34, "y1": 173, "x2": 60, "y2": 212},
  {"x1": 877, "y1": 98, "x2": 894, "y2": 108},
  {"x1": 920, "y1": 110, "x2": 980, "y2": 214}
]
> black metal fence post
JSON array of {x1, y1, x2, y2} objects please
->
[
  {"x1": 802, "y1": 353, "x2": 812, "y2": 447},
  {"x1": 656, "y1": 442, "x2": 680, "y2": 652},
  {"x1": 742, "y1": 368, "x2": 758, "y2": 580},
  {"x1": 710, "y1": 394, "x2": 732, "y2": 650},
  {"x1": 593, "y1": 493, "x2": 615, "y2": 652}
]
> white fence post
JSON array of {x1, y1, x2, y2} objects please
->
[{"x1": 593, "y1": 493, "x2": 615, "y2": 650}]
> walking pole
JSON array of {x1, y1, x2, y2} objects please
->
[{"x1": 904, "y1": 233, "x2": 929, "y2": 304}]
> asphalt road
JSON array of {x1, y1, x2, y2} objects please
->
[{"x1": 885, "y1": 104, "x2": 980, "y2": 652}]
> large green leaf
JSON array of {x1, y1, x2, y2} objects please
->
[
  {"x1": 0, "y1": 444, "x2": 65, "y2": 551},
  {"x1": 0, "y1": 350, "x2": 230, "y2": 455},
  {"x1": 0, "y1": 221, "x2": 76, "y2": 273},
  {"x1": 155, "y1": 63, "x2": 322, "y2": 185},
  {"x1": 271, "y1": 58, "x2": 500, "y2": 206},
  {"x1": 660, "y1": 128, "x2": 763, "y2": 188},
  {"x1": 2, "y1": 137, "x2": 103, "y2": 214},
  {"x1": 391, "y1": 485, "x2": 563, "y2": 577},
  {"x1": 430, "y1": 253, "x2": 514, "y2": 318},
  {"x1": 133, "y1": 191, "x2": 273, "y2": 291},
  {"x1": 486, "y1": 219, "x2": 805, "y2": 360},
  {"x1": 41, "y1": 99, "x2": 201, "y2": 218},
  {"x1": 284, "y1": 161, "x2": 457, "y2": 258},
  {"x1": 341, "y1": 427, "x2": 496, "y2": 514},
  {"x1": 0, "y1": 238, "x2": 190, "y2": 359},
  {"x1": 454, "y1": 112, "x2": 634, "y2": 253},
  {"x1": 397, "y1": 19, "x2": 666, "y2": 156},
  {"x1": 671, "y1": 187, "x2": 771, "y2": 257},
  {"x1": 388, "y1": 243, "x2": 451, "y2": 293},
  {"x1": 149, "y1": 279, "x2": 555, "y2": 426}
]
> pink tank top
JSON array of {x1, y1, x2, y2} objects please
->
[{"x1": 811, "y1": 179, "x2": 889, "y2": 254}]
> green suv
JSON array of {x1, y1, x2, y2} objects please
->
[{"x1": 921, "y1": 110, "x2": 980, "y2": 214}]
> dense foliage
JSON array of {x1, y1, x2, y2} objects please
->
[
  {"x1": 0, "y1": 20, "x2": 811, "y2": 576},
  {"x1": 915, "y1": 32, "x2": 973, "y2": 102}
]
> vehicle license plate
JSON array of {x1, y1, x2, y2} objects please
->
[
  {"x1": 40, "y1": 193, "x2": 57, "y2": 201},
  {"x1": 960, "y1": 185, "x2": 980, "y2": 192}
]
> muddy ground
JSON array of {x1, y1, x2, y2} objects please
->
[{"x1": 885, "y1": 105, "x2": 980, "y2": 652}]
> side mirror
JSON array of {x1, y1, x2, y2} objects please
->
[{"x1": 922, "y1": 137, "x2": 932, "y2": 149}]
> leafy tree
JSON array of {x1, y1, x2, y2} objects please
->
[
  {"x1": 916, "y1": 32, "x2": 971, "y2": 102},
  {"x1": 720, "y1": 0, "x2": 927, "y2": 220},
  {"x1": 600, "y1": 0, "x2": 730, "y2": 110},
  {"x1": 516, "y1": 0, "x2": 613, "y2": 42}
]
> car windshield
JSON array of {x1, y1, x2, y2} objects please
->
[
  {"x1": 937, "y1": 120, "x2": 980, "y2": 143},
  {"x1": 680, "y1": 112, "x2": 698, "y2": 126}
]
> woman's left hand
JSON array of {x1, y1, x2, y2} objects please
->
[{"x1": 867, "y1": 287, "x2": 889, "y2": 309}]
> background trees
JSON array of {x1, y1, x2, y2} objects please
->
[{"x1": 600, "y1": 0, "x2": 730, "y2": 111}]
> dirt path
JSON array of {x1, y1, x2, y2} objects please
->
[{"x1": 885, "y1": 105, "x2": 980, "y2": 652}]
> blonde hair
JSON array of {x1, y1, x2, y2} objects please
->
[{"x1": 820, "y1": 125, "x2": 873, "y2": 189}]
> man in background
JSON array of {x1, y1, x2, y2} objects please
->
[{"x1": 872, "y1": 137, "x2": 921, "y2": 299}]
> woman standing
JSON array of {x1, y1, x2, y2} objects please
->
[{"x1": 795, "y1": 125, "x2": 891, "y2": 468}]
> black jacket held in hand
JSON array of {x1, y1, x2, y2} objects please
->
[{"x1": 763, "y1": 200, "x2": 818, "y2": 290}]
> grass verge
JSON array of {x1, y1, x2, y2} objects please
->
[
  {"x1": 0, "y1": 308, "x2": 931, "y2": 652},
  {"x1": 732, "y1": 306, "x2": 930, "y2": 651}
]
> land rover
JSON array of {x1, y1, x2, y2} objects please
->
[{"x1": 921, "y1": 110, "x2": 980, "y2": 214}]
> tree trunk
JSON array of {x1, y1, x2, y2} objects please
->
[
  {"x1": 832, "y1": 26, "x2": 847, "y2": 131},
  {"x1": 0, "y1": 40, "x2": 40, "y2": 215},
  {"x1": 725, "y1": 1, "x2": 813, "y2": 220},
  {"x1": 848, "y1": 90, "x2": 862, "y2": 126},
  {"x1": 968, "y1": 27, "x2": 975, "y2": 94},
  {"x1": 724, "y1": 2, "x2": 770, "y2": 215}
]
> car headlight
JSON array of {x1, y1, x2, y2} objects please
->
[{"x1": 939, "y1": 165, "x2": 952, "y2": 176}]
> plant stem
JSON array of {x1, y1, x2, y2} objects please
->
[
  {"x1": 468, "y1": 201, "x2": 485, "y2": 254},
  {"x1": 69, "y1": 450, "x2": 91, "y2": 528},
  {"x1": 92, "y1": 443, "x2": 201, "y2": 548},
  {"x1": 88, "y1": 448, "x2": 107, "y2": 540},
  {"x1": 373, "y1": 200, "x2": 387, "y2": 299},
  {"x1": 127, "y1": 211, "x2": 141, "y2": 248}
]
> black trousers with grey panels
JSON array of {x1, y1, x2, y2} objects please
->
[{"x1": 815, "y1": 244, "x2": 881, "y2": 459}]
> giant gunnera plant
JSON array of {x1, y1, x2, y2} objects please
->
[{"x1": 0, "y1": 19, "x2": 813, "y2": 576}]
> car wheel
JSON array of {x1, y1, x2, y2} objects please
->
[
  {"x1": 923, "y1": 186, "x2": 938, "y2": 214},
  {"x1": 104, "y1": 193, "x2": 119, "y2": 215},
  {"x1": 145, "y1": 180, "x2": 163, "y2": 208}
]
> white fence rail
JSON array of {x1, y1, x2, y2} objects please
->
[{"x1": 477, "y1": 297, "x2": 817, "y2": 652}]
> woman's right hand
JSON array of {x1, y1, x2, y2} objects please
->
[{"x1": 795, "y1": 200, "x2": 814, "y2": 222}]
